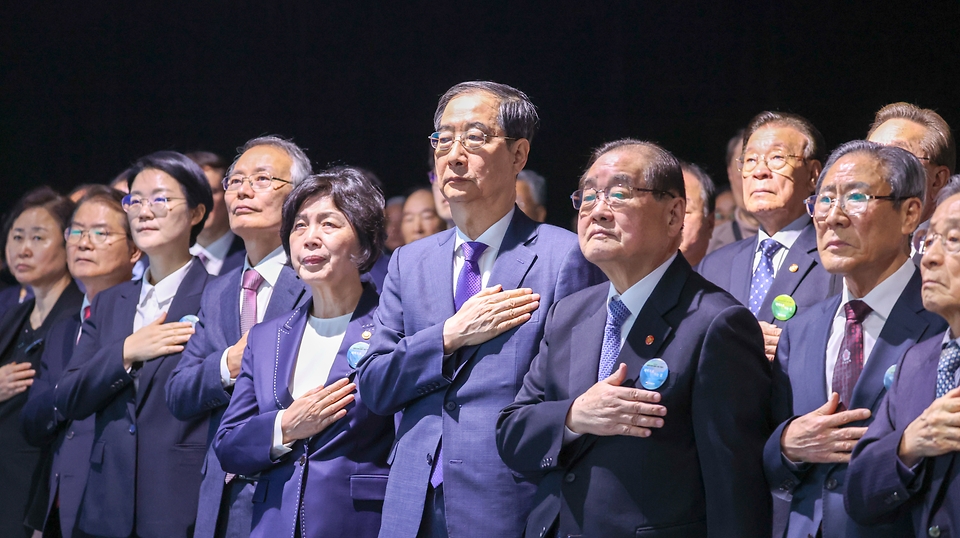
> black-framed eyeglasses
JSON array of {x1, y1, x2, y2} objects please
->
[
  {"x1": 919, "y1": 231, "x2": 960, "y2": 255},
  {"x1": 804, "y1": 192, "x2": 900, "y2": 219},
  {"x1": 738, "y1": 153, "x2": 805, "y2": 173},
  {"x1": 121, "y1": 195, "x2": 185, "y2": 217},
  {"x1": 571, "y1": 185, "x2": 677, "y2": 211},
  {"x1": 65, "y1": 227, "x2": 125, "y2": 245},
  {"x1": 222, "y1": 174, "x2": 292, "y2": 192},
  {"x1": 429, "y1": 129, "x2": 516, "y2": 153}
]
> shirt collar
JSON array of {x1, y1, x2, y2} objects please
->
[
  {"x1": 190, "y1": 230, "x2": 236, "y2": 260},
  {"x1": 80, "y1": 295, "x2": 91, "y2": 317},
  {"x1": 607, "y1": 252, "x2": 678, "y2": 315},
  {"x1": 756, "y1": 214, "x2": 809, "y2": 250},
  {"x1": 841, "y1": 259, "x2": 916, "y2": 321},
  {"x1": 454, "y1": 207, "x2": 515, "y2": 254},
  {"x1": 141, "y1": 259, "x2": 194, "y2": 306},
  {"x1": 243, "y1": 245, "x2": 287, "y2": 287},
  {"x1": 943, "y1": 328, "x2": 960, "y2": 349}
]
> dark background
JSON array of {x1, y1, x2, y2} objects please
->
[{"x1": 2, "y1": 1, "x2": 958, "y2": 229}]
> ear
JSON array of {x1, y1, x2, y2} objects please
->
[
  {"x1": 900, "y1": 197, "x2": 924, "y2": 236},
  {"x1": 190, "y1": 204, "x2": 207, "y2": 227},
  {"x1": 705, "y1": 212, "x2": 716, "y2": 237},
  {"x1": 510, "y1": 139, "x2": 531, "y2": 175},
  {"x1": 932, "y1": 166, "x2": 950, "y2": 192},
  {"x1": 807, "y1": 160, "x2": 823, "y2": 193},
  {"x1": 128, "y1": 242, "x2": 143, "y2": 265},
  {"x1": 667, "y1": 195, "x2": 686, "y2": 234}
]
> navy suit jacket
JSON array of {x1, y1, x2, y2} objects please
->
[
  {"x1": 497, "y1": 255, "x2": 773, "y2": 538},
  {"x1": 213, "y1": 284, "x2": 393, "y2": 538},
  {"x1": 220, "y1": 234, "x2": 247, "y2": 276},
  {"x1": 357, "y1": 208, "x2": 605, "y2": 538},
  {"x1": 765, "y1": 269, "x2": 946, "y2": 538},
  {"x1": 20, "y1": 312, "x2": 91, "y2": 538},
  {"x1": 846, "y1": 333, "x2": 960, "y2": 536},
  {"x1": 54, "y1": 260, "x2": 211, "y2": 538},
  {"x1": 165, "y1": 263, "x2": 306, "y2": 538},
  {"x1": 697, "y1": 220, "x2": 842, "y2": 325}
]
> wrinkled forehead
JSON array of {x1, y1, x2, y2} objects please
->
[
  {"x1": 819, "y1": 153, "x2": 888, "y2": 192},
  {"x1": 931, "y1": 195, "x2": 960, "y2": 233},
  {"x1": 581, "y1": 148, "x2": 649, "y2": 188}
]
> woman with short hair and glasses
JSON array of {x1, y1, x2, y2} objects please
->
[
  {"x1": 214, "y1": 166, "x2": 394, "y2": 538},
  {"x1": 0, "y1": 187, "x2": 83, "y2": 538},
  {"x1": 55, "y1": 151, "x2": 214, "y2": 538},
  {"x1": 21, "y1": 185, "x2": 141, "y2": 538}
]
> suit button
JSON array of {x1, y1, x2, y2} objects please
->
[
  {"x1": 128, "y1": 425, "x2": 136, "y2": 434},
  {"x1": 564, "y1": 473, "x2": 575, "y2": 483},
  {"x1": 66, "y1": 431, "x2": 75, "y2": 440},
  {"x1": 539, "y1": 527, "x2": 547, "y2": 538},
  {"x1": 929, "y1": 526, "x2": 941, "y2": 537},
  {"x1": 444, "y1": 401, "x2": 457, "y2": 411},
  {"x1": 824, "y1": 478, "x2": 838, "y2": 490}
]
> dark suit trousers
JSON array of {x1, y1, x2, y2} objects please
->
[
  {"x1": 417, "y1": 484, "x2": 447, "y2": 538},
  {"x1": 214, "y1": 478, "x2": 254, "y2": 538}
]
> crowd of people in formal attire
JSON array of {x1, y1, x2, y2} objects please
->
[{"x1": 1, "y1": 80, "x2": 959, "y2": 538}]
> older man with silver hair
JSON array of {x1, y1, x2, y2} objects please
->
[
  {"x1": 766, "y1": 140, "x2": 947, "y2": 538},
  {"x1": 166, "y1": 135, "x2": 312, "y2": 538}
]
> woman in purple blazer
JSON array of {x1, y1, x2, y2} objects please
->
[{"x1": 214, "y1": 167, "x2": 394, "y2": 538}]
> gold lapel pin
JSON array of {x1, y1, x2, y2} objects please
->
[
  {"x1": 788, "y1": 264, "x2": 799, "y2": 273},
  {"x1": 645, "y1": 335, "x2": 655, "y2": 345},
  {"x1": 361, "y1": 330, "x2": 372, "y2": 340}
]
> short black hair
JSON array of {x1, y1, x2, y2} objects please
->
[
  {"x1": 434, "y1": 81, "x2": 540, "y2": 144},
  {"x1": 127, "y1": 151, "x2": 214, "y2": 247},
  {"x1": 280, "y1": 166, "x2": 386, "y2": 274},
  {"x1": 2, "y1": 187, "x2": 75, "y2": 254}
]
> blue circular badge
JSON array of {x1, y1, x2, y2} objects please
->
[
  {"x1": 347, "y1": 342, "x2": 370, "y2": 368},
  {"x1": 179, "y1": 314, "x2": 200, "y2": 328},
  {"x1": 640, "y1": 358, "x2": 669, "y2": 390},
  {"x1": 883, "y1": 364, "x2": 897, "y2": 391}
]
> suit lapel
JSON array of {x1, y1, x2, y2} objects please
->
[
  {"x1": 223, "y1": 272, "x2": 242, "y2": 343},
  {"x1": 729, "y1": 238, "x2": 756, "y2": 306},
  {"x1": 136, "y1": 260, "x2": 208, "y2": 410},
  {"x1": 569, "y1": 292, "x2": 608, "y2": 396},
  {"x1": 849, "y1": 270, "x2": 929, "y2": 414},
  {"x1": 273, "y1": 307, "x2": 306, "y2": 410},
  {"x1": 761, "y1": 222, "x2": 818, "y2": 324},
  {"x1": 326, "y1": 284, "x2": 379, "y2": 385},
  {"x1": 793, "y1": 297, "x2": 836, "y2": 411},
  {"x1": 264, "y1": 265, "x2": 307, "y2": 322}
]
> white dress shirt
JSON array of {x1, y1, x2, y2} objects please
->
[
  {"x1": 824, "y1": 260, "x2": 915, "y2": 395},
  {"x1": 219, "y1": 246, "x2": 289, "y2": 386},
  {"x1": 131, "y1": 259, "x2": 195, "y2": 386},
  {"x1": 751, "y1": 215, "x2": 809, "y2": 277},
  {"x1": 190, "y1": 230, "x2": 237, "y2": 276},
  {"x1": 271, "y1": 311, "x2": 352, "y2": 458},
  {"x1": 452, "y1": 207, "x2": 515, "y2": 295}
]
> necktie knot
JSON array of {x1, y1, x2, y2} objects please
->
[
  {"x1": 936, "y1": 341, "x2": 960, "y2": 398},
  {"x1": 844, "y1": 300, "x2": 872, "y2": 324},
  {"x1": 759, "y1": 238, "x2": 783, "y2": 258},
  {"x1": 83, "y1": 305, "x2": 91, "y2": 320},
  {"x1": 607, "y1": 297, "x2": 631, "y2": 328},
  {"x1": 461, "y1": 241, "x2": 488, "y2": 265},
  {"x1": 242, "y1": 269, "x2": 264, "y2": 291}
]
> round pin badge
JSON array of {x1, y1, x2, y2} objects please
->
[
  {"x1": 639, "y1": 358, "x2": 669, "y2": 390},
  {"x1": 771, "y1": 295, "x2": 797, "y2": 321},
  {"x1": 361, "y1": 330, "x2": 372, "y2": 341},
  {"x1": 179, "y1": 314, "x2": 200, "y2": 328},
  {"x1": 347, "y1": 342, "x2": 370, "y2": 368},
  {"x1": 883, "y1": 364, "x2": 897, "y2": 390}
]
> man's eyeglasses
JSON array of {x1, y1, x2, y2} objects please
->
[
  {"x1": 738, "y1": 153, "x2": 805, "y2": 173},
  {"x1": 571, "y1": 185, "x2": 677, "y2": 211},
  {"x1": 121, "y1": 195, "x2": 184, "y2": 217},
  {"x1": 429, "y1": 129, "x2": 516, "y2": 153},
  {"x1": 64, "y1": 227, "x2": 124, "y2": 245},
  {"x1": 222, "y1": 174, "x2": 292, "y2": 192},
  {"x1": 919, "y1": 231, "x2": 960, "y2": 255},
  {"x1": 805, "y1": 192, "x2": 900, "y2": 219}
]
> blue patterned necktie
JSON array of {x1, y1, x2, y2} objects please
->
[
  {"x1": 430, "y1": 240, "x2": 489, "y2": 489},
  {"x1": 749, "y1": 238, "x2": 784, "y2": 317},
  {"x1": 936, "y1": 341, "x2": 960, "y2": 398},
  {"x1": 598, "y1": 297, "x2": 632, "y2": 381}
]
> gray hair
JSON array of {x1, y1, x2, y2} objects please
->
[
  {"x1": 434, "y1": 81, "x2": 539, "y2": 144},
  {"x1": 817, "y1": 140, "x2": 926, "y2": 208},
  {"x1": 582, "y1": 139, "x2": 685, "y2": 201},
  {"x1": 936, "y1": 174, "x2": 960, "y2": 206},
  {"x1": 517, "y1": 170, "x2": 547, "y2": 206},
  {"x1": 227, "y1": 135, "x2": 313, "y2": 186},
  {"x1": 680, "y1": 162, "x2": 716, "y2": 217},
  {"x1": 868, "y1": 102, "x2": 955, "y2": 174},
  {"x1": 743, "y1": 111, "x2": 827, "y2": 164}
]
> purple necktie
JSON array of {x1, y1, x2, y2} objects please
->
[
  {"x1": 832, "y1": 300, "x2": 872, "y2": 411},
  {"x1": 240, "y1": 269, "x2": 264, "y2": 335},
  {"x1": 748, "y1": 238, "x2": 783, "y2": 317},
  {"x1": 197, "y1": 251, "x2": 211, "y2": 273},
  {"x1": 431, "y1": 241, "x2": 488, "y2": 488},
  {"x1": 598, "y1": 297, "x2": 631, "y2": 381}
]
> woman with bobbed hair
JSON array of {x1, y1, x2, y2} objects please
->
[
  {"x1": 214, "y1": 166, "x2": 394, "y2": 538},
  {"x1": 55, "y1": 151, "x2": 215, "y2": 538}
]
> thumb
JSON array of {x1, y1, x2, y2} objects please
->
[
  {"x1": 603, "y1": 363, "x2": 628, "y2": 386},
  {"x1": 150, "y1": 311, "x2": 168, "y2": 325},
  {"x1": 945, "y1": 386, "x2": 960, "y2": 399},
  {"x1": 819, "y1": 392, "x2": 841, "y2": 415}
]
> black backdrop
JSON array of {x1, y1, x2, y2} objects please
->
[{"x1": 2, "y1": 1, "x2": 958, "y2": 228}]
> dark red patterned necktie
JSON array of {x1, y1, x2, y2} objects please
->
[{"x1": 832, "y1": 300, "x2": 872, "y2": 411}]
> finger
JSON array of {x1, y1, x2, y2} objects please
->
[
  {"x1": 628, "y1": 400, "x2": 667, "y2": 417},
  {"x1": 494, "y1": 312, "x2": 532, "y2": 333},
  {"x1": 474, "y1": 285, "x2": 504, "y2": 298},
  {"x1": 7, "y1": 362, "x2": 34, "y2": 372},
  {"x1": 313, "y1": 378, "x2": 353, "y2": 400},
  {"x1": 627, "y1": 411, "x2": 665, "y2": 429},
  {"x1": 615, "y1": 423, "x2": 654, "y2": 438},
  {"x1": 623, "y1": 387, "x2": 663, "y2": 404},
  {"x1": 318, "y1": 384, "x2": 357, "y2": 408},
  {"x1": 156, "y1": 345, "x2": 185, "y2": 356},
  {"x1": 158, "y1": 323, "x2": 196, "y2": 333},
  {"x1": 818, "y1": 393, "x2": 842, "y2": 415},
  {"x1": 825, "y1": 408, "x2": 872, "y2": 427},
  {"x1": 500, "y1": 300, "x2": 540, "y2": 319},
  {"x1": 495, "y1": 292, "x2": 541, "y2": 309},
  {"x1": 316, "y1": 393, "x2": 356, "y2": 418},
  {"x1": 945, "y1": 386, "x2": 960, "y2": 399},
  {"x1": 10, "y1": 369, "x2": 36, "y2": 381},
  {"x1": 494, "y1": 287, "x2": 533, "y2": 299},
  {"x1": 833, "y1": 426, "x2": 869, "y2": 442},
  {"x1": 151, "y1": 312, "x2": 168, "y2": 325},
  {"x1": 602, "y1": 363, "x2": 629, "y2": 386}
]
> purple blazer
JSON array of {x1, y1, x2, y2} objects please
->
[
  {"x1": 846, "y1": 333, "x2": 960, "y2": 536},
  {"x1": 214, "y1": 283, "x2": 393, "y2": 538}
]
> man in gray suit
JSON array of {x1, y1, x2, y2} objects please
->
[
  {"x1": 165, "y1": 136, "x2": 311, "y2": 538},
  {"x1": 357, "y1": 81, "x2": 603, "y2": 538}
]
